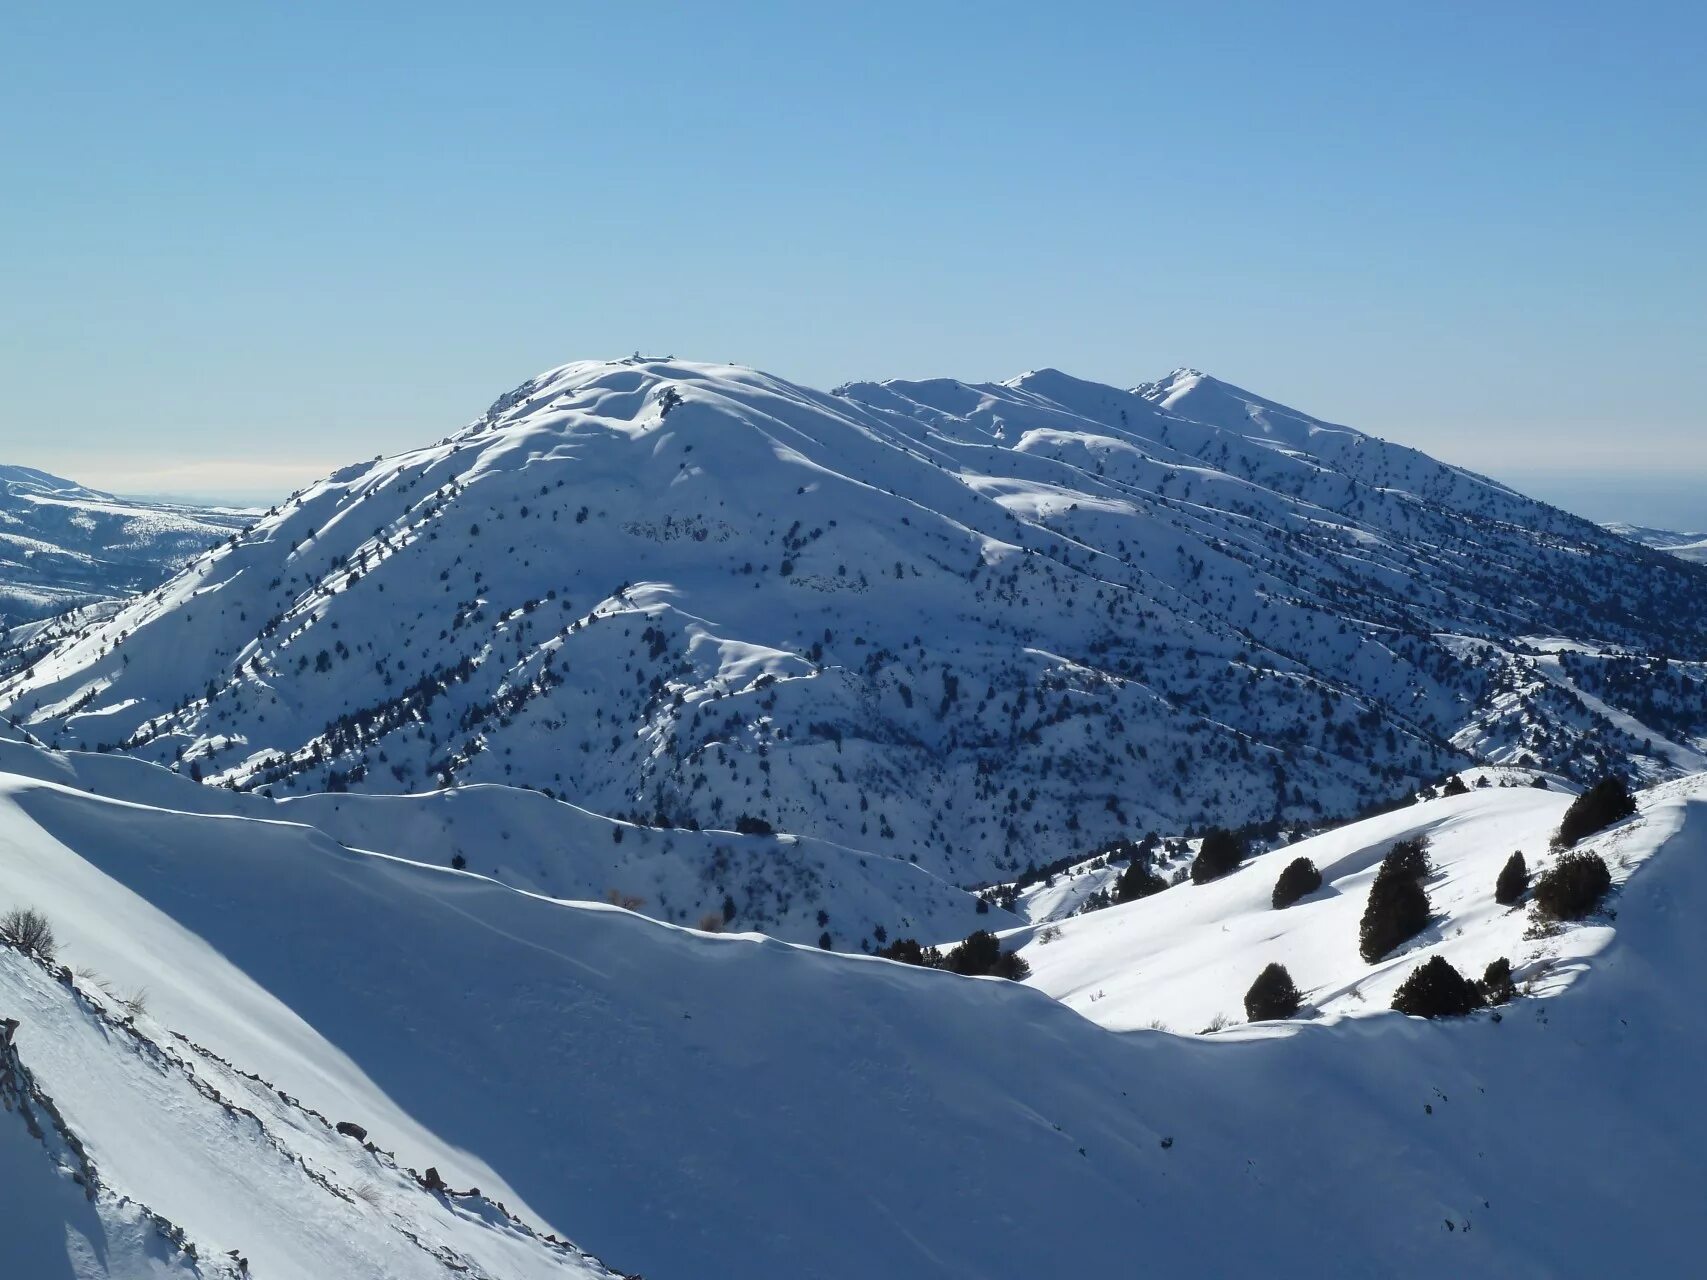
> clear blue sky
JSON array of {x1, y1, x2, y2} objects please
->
[{"x1": 3, "y1": 2, "x2": 1703, "y2": 524}]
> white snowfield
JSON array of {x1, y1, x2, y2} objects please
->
[
  {"x1": 2, "y1": 731, "x2": 1706, "y2": 1277},
  {"x1": 5, "y1": 357, "x2": 1706, "y2": 929},
  {"x1": 1018, "y1": 777, "x2": 1639, "y2": 1033}
]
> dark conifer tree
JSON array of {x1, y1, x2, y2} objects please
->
[
  {"x1": 1535, "y1": 852, "x2": 1612, "y2": 919},
  {"x1": 1190, "y1": 829, "x2": 1246, "y2": 885},
  {"x1": 1244, "y1": 962, "x2": 1303, "y2": 1021},
  {"x1": 1272, "y1": 856, "x2": 1323, "y2": 909},
  {"x1": 1358, "y1": 838, "x2": 1432, "y2": 963},
  {"x1": 1392, "y1": 956, "x2": 1481, "y2": 1018},
  {"x1": 1554, "y1": 778, "x2": 1636, "y2": 848},
  {"x1": 1495, "y1": 851, "x2": 1528, "y2": 905}
]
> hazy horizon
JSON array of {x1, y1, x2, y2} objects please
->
[
  {"x1": 40, "y1": 397, "x2": 1699, "y2": 536},
  {"x1": 4, "y1": 2, "x2": 1703, "y2": 528}
]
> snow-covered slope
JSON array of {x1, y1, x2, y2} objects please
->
[
  {"x1": 0, "y1": 465, "x2": 248, "y2": 625},
  {"x1": 0, "y1": 953, "x2": 615, "y2": 1280},
  {"x1": 279, "y1": 782, "x2": 1009, "y2": 947},
  {"x1": 0, "y1": 731, "x2": 1003, "y2": 949},
  {"x1": 1017, "y1": 775, "x2": 1654, "y2": 1033},
  {"x1": 1605, "y1": 520, "x2": 1707, "y2": 564},
  {"x1": 2, "y1": 732, "x2": 1706, "y2": 1276},
  {"x1": 4, "y1": 359, "x2": 1705, "y2": 901},
  {"x1": 1, "y1": 1013, "x2": 216, "y2": 1280}
]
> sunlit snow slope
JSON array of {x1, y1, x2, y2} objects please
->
[{"x1": 1018, "y1": 774, "x2": 1668, "y2": 1033}]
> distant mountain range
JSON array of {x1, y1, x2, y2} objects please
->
[
  {"x1": 2, "y1": 358, "x2": 1703, "y2": 947},
  {"x1": 1604, "y1": 521, "x2": 1707, "y2": 564},
  {"x1": 0, "y1": 465, "x2": 248, "y2": 625}
]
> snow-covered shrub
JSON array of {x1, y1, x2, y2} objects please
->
[
  {"x1": 1271, "y1": 856, "x2": 1322, "y2": 910},
  {"x1": 1391, "y1": 956, "x2": 1482, "y2": 1018},
  {"x1": 1534, "y1": 851, "x2": 1612, "y2": 920},
  {"x1": 1553, "y1": 778, "x2": 1636, "y2": 849},
  {"x1": 1189, "y1": 829, "x2": 1245, "y2": 885},
  {"x1": 1243, "y1": 962, "x2": 1302, "y2": 1021},
  {"x1": 1358, "y1": 838, "x2": 1431, "y2": 963},
  {"x1": 0, "y1": 906, "x2": 57, "y2": 961},
  {"x1": 1494, "y1": 851, "x2": 1527, "y2": 905}
]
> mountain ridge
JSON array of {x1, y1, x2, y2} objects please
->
[{"x1": 2, "y1": 357, "x2": 1703, "y2": 936}]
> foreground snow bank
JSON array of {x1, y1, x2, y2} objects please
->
[{"x1": 1, "y1": 750, "x2": 1705, "y2": 1277}]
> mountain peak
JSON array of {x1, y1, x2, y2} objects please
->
[{"x1": 7, "y1": 352, "x2": 1705, "y2": 945}]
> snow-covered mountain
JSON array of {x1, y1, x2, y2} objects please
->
[
  {"x1": 2, "y1": 731, "x2": 1705, "y2": 1277},
  {"x1": 3, "y1": 359, "x2": 1705, "y2": 918},
  {"x1": 0, "y1": 465, "x2": 249, "y2": 624},
  {"x1": 1604, "y1": 520, "x2": 1707, "y2": 564}
]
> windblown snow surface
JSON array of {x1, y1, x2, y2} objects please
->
[
  {"x1": 2, "y1": 729, "x2": 1705, "y2": 1277},
  {"x1": 5, "y1": 359, "x2": 1706, "y2": 949},
  {"x1": 0, "y1": 466, "x2": 247, "y2": 625}
]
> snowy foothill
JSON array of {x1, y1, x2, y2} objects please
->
[
  {"x1": 1605, "y1": 521, "x2": 1707, "y2": 564},
  {"x1": 2, "y1": 728, "x2": 1706, "y2": 1276}
]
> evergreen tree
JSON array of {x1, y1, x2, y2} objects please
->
[
  {"x1": 1391, "y1": 956, "x2": 1482, "y2": 1018},
  {"x1": 1190, "y1": 829, "x2": 1246, "y2": 885},
  {"x1": 1271, "y1": 856, "x2": 1323, "y2": 909},
  {"x1": 1480, "y1": 957, "x2": 1516, "y2": 1004},
  {"x1": 1535, "y1": 851, "x2": 1612, "y2": 919},
  {"x1": 1554, "y1": 778, "x2": 1636, "y2": 848},
  {"x1": 1494, "y1": 851, "x2": 1528, "y2": 905},
  {"x1": 1244, "y1": 962, "x2": 1303, "y2": 1021},
  {"x1": 1358, "y1": 838, "x2": 1432, "y2": 963},
  {"x1": 1114, "y1": 861, "x2": 1168, "y2": 903}
]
